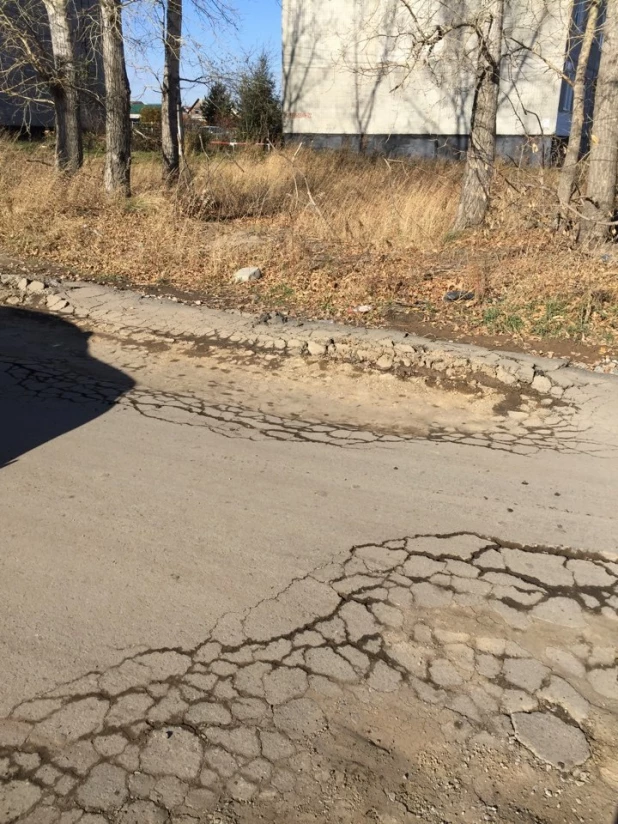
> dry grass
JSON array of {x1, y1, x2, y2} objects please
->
[{"x1": 1, "y1": 137, "x2": 618, "y2": 350}]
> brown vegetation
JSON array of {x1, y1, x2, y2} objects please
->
[{"x1": 1, "y1": 139, "x2": 617, "y2": 348}]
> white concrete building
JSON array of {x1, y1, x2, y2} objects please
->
[{"x1": 282, "y1": 0, "x2": 600, "y2": 161}]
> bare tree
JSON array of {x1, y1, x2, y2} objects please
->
[
  {"x1": 100, "y1": 0, "x2": 131, "y2": 196},
  {"x1": 580, "y1": 1, "x2": 618, "y2": 245},
  {"x1": 42, "y1": 0, "x2": 83, "y2": 172},
  {"x1": 556, "y1": 0, "x2": 601, "y2": 224},
  {"x1": 0, "y1": 1, "x2": 50, "y2": 113},
  {"x1": 343, "y1": 0, "x2": 558, "y2": 229},
  {"x1": 122, "y1": 0, "x2": 234, "y2": 183},
  {"x1": 161, "y1": 0, "x2": 182, "y2": 182},
  {"x1": 453, "y1": 0, "x2": 505, "y2": 232},
  {"x1": 0, "y1": 0, "x2": 94, "y2": 170}
]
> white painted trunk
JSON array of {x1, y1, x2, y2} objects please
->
[
  {"x1": 580, "y1": 0, "x2": 618, "y2": 244},
  {"x1": 453, "y1": 0, "x2": 505, "y2": 232},
  {"x1": 42, "y1": 0, "x2": 83, "y2": 173}
]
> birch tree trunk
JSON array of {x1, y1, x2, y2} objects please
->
[
  {"x1": 100, "y1": 0, "x2": 131, "y2": 196},
  {"x1": 556, "y1": 0, "x2": 601, "y2": 224},
  {"x1": 580, "y1": 0, "x2": 618, "y2": 245},
  {"x1": 453, "y1": 0, "x2": 505, "y2": 232},
  {"x1": 43, "y1": 0, "x2": 83, "y2": 173},
  {"x1": 161, "y1": 0, "x2": 182, "y2": 182}
]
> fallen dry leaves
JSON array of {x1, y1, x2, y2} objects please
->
[{"x1": 0, "y1": 139, "x2": 617, "y2": 354}]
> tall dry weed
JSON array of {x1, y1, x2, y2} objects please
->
[
  {"x1": 0, "y1": 140, "x2": 460, "y2": 280},
  {"x1": 0, "y1": 138, "x2": 617, "y2": 345}
]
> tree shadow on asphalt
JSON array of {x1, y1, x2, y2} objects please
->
[{"x1": 0, "y1": 306, "x2": 135, "y2": 468}]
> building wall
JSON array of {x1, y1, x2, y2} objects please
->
[
  {"x1": 555, "y1": 0, "x2": 603, "y2": 138},
  {"x1": 0, "y1": 0, "x2": 103, "y2": 131},
  {"x1": 282, "y1": 0, "x2": 572, "y2": 148},
  {"x1": 291, "y1": 133, "x2": 554, "y2": 165},
  {"x1": 0, "y1": 96, "x2": 53, "y2": 129},
  {"x1": 0, "y1": 0, "x2": 52, "y2": 128}
]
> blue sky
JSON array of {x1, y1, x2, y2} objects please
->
[{"x1": 128, "y1": 0, "x2": 282, "y2": 103}]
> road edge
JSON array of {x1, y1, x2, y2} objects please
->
[{"x1": 1, "y1": 272, "x2": 614, "y2": 403}]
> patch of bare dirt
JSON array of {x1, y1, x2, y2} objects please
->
[
  {"x1": 2, "y1": 248, "x2": 616, "y2": 373},
  {"x1": 219, "y1": 688, "x2": 613, "y2": 824}
]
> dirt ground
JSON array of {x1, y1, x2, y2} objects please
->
[
  {"x1": 1, "y1": 249, "x2": 616, "y2": 373},
  {"x1": 2, "y1": 143, "x2": 618, "y2": 363},
  {"x1": 222, "y1": 689, "x2": 612, "y2": 824}
]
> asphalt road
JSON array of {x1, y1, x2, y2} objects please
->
[{"x1": 1, "y1": 306, "x2": 617, "y2": 824}]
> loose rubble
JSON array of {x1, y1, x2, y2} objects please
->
[
  {"x1": 1, "y1": 273, "x2": 615, "y2": 400},
  {"x1": 232, "y1": 267, "x2": 263, "y2": 284}
]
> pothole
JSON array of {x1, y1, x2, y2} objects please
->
[{"x1": 2, "y1": 533, "x2": 617, "y2": 823}]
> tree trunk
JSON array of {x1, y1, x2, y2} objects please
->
[
  {"x1": 161, "y1": 0, "x2": 182, "y2": 182},
  {"x1": 556, "y1": 0, "x2": 601, "y2": 224},
  {"x1": 580, "y1": 0, "x2": 618, "y2": 245},
  {"x1": 43, "y1": 0, "x2": 83, "y2": 173},
  {"x1": 100, "y1": 0, "x2": 131, "y2": 196},
  {"x1": 453, "y1": 0, "x2": 505, "y2": 232}
]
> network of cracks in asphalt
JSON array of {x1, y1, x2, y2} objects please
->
[
  {"x1": 1, "y1": 358, "x2": 600, "y2": 456},
  {"x1": 2, "y1": 533, "x2": 618, "y2": 823}
]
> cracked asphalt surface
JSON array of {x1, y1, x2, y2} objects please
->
[{"x1": 1, "y1": 306, "x2": 618, "y2": 824}]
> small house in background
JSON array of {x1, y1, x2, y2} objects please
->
[
  {"x1": 130, "y1": 102, "x2": 145, "y2": 123},
  {"x1": 130, "y1": 99, "x2": 205, "y2": 127},
  {"x1": 282, "y1": 0, "x2": 602, "y2": 163},
  {"x1": 132, "y1": 103, "x2": 161, "y2": 130},
  {"x1": 183, "y1": 99, "x2": 205, "y2": 126}
]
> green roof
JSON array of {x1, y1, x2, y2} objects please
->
[{"x1": 130, "y1": 102, "x2": 162, "y2": 120}]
